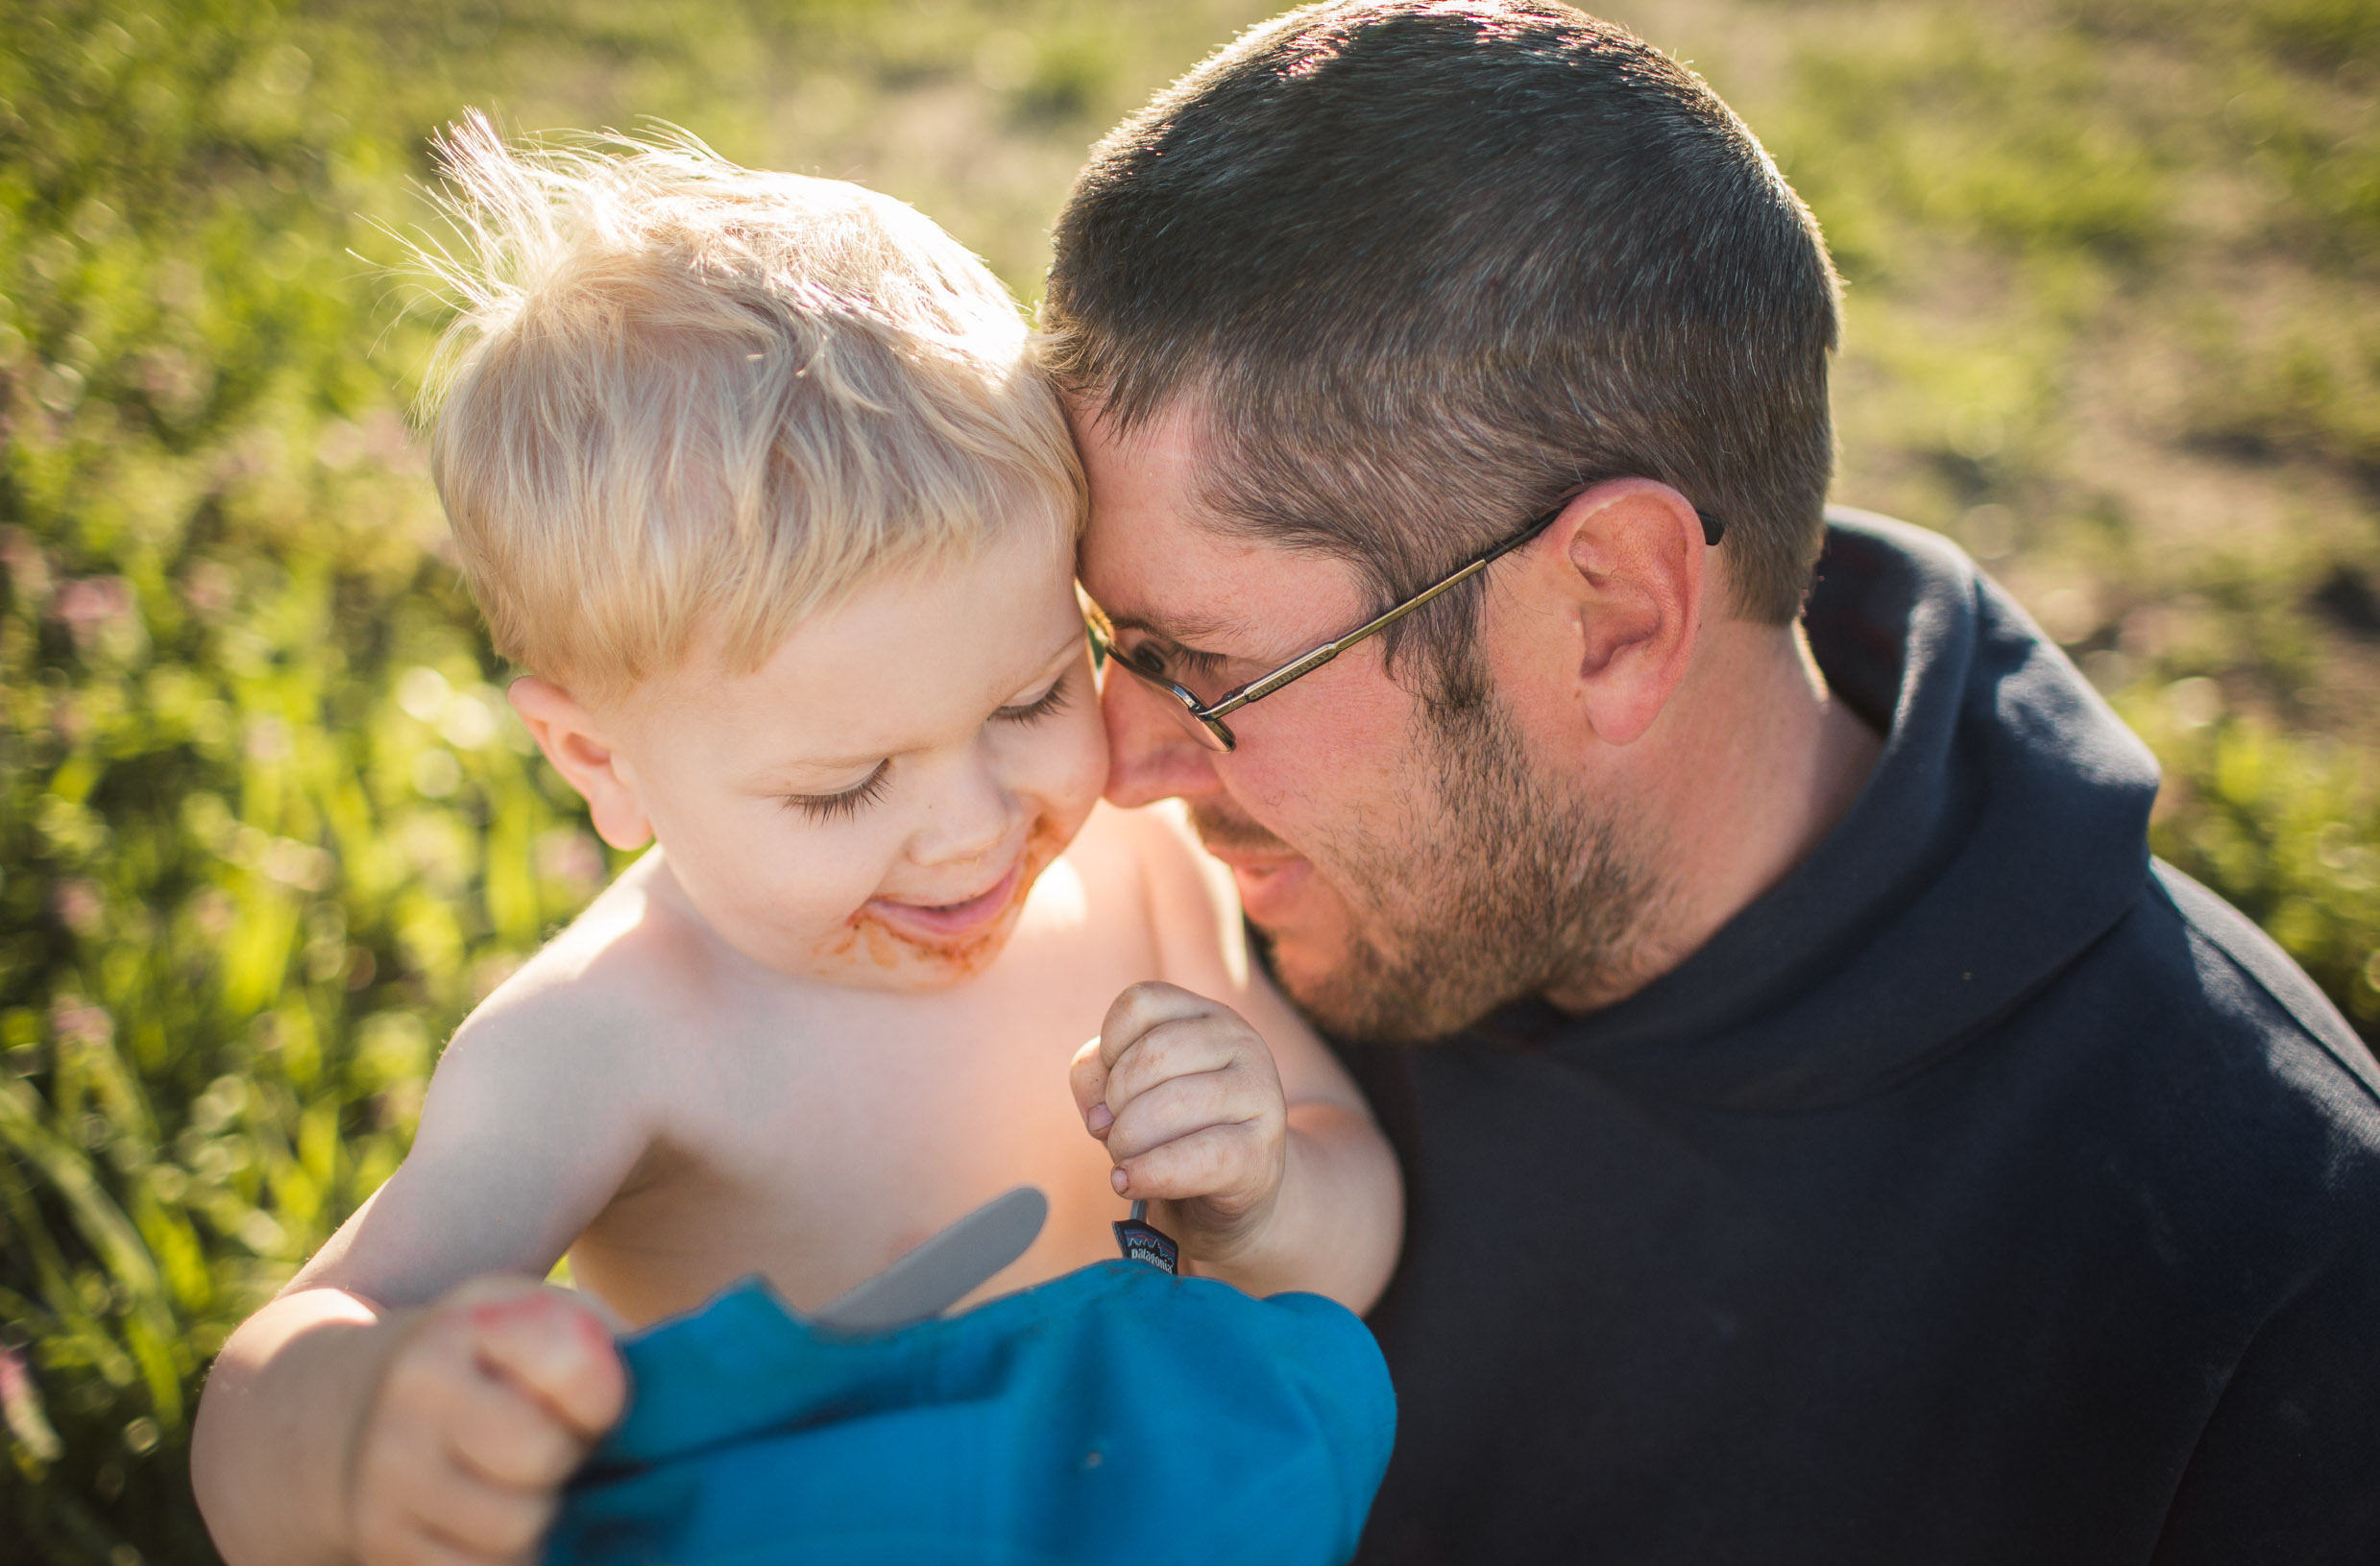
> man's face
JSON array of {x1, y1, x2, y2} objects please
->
[
  {"x1": 593, "y1": 528, "x2": 1107, "y2": 991},
  {"x1": 1075, "y1": 403, "x2": 1654, "y2": 1041}
]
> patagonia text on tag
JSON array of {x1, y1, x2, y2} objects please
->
[{"x1": 1113, "y1": 1214, "x2": 1178, "y2": 1275}]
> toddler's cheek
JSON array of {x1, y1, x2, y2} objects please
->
[
  {"x1": 1042, "y1": 698, "x2": 1111, "y2": 829},
  {"x1": 703, "y1": 855, "x2": 906, "y2": 978}
]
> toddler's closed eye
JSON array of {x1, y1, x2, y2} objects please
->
[
  {"x1": 993, "y1": 671, "x2": 1073, "y2": 725},
  {"x1": 783, "y1": 761, "x2": 891, "y2": 823}
]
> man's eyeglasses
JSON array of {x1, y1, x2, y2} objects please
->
[{"x1": 1084, "y1": 494, "x2": 1725, "y2": 754}]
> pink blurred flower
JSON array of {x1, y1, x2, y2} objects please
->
[
  {"x1": 50, "y1": 574, "x2": 135, "y2": 650},
  {"x1": 0, "y1": 1346, "x2": 63, "y2": 1464},
  {"x1": 50, "y1": 878, "x2": 103, "y2": 937}
]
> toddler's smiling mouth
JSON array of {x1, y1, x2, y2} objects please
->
[
  {"x1": 822, "y1": 811, "x2": 1072, "y2": 983},
  {"x1": 863, "y1": 855, "x2": 1027, "y2": 943}
]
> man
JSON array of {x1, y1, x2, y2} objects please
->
[{"x1": 1042, "y1": 3, "x2": 2380, "y2": 1562}]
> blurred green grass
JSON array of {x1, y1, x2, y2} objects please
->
[{"x1": 2, "y1": 0, "x2": 2375, "y2": 1558}]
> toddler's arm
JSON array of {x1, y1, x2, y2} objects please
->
[
  {"x1": 192, "y1": 997, "x2": 655, "y2": 1566},
  {"x1": 1072, "y1": 805, "x2": 1402, "y2": 1312}
]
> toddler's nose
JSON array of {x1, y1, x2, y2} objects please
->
[{"x1": 911, "y1": 755, "x2": 1015, "y2": 870}]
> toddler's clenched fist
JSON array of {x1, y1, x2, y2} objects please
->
[
  {"x1": 349, "y1": 1276, "x2": 623, "y2": 1566},
  {"x1": 1072, "y1": 980, "x2": 1291, "y2": 1267}
]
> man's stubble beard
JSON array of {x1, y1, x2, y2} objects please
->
[{"x1": 1198, "y1": 687, "x2": 1664, "y2": 1045}]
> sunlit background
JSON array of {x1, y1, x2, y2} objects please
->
[{"x1": 3, "y1": 0, "x2": 2375, "y2": 1556}]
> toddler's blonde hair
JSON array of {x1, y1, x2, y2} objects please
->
[{"x1": 418, "y1": 113, "x2": 1081, "y2": 702}]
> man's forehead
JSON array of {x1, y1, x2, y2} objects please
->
[
  {"x1": 1070, "y1": 398, "x2": 1227, "y2": 536},
  {"x1": 1080, "y1": 508, "x2": 1347, "y2": 650},
  {"x1": 1073, "y1": 398, "x2": 1359, "y2": 640},
  {"x1": 1080, "y1": 522, "x2": 1264, "y2": 647}
]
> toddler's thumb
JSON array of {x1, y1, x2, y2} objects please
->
[{"x1": 1069, "y1": 1034, "x2": 1114, "y2": 1134}]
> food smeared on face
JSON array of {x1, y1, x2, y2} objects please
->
[{"x1": 821, "y1": 812, "x2": 1075, "y2": 985}]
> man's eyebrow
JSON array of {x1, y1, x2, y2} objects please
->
[{"x1": 1099, "y1": 607, "x2": 1251, "y2": 645}]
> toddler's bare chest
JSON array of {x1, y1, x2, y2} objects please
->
[{"x1": 570, "y1": 936, "x2": 1148, "y2": 1325}]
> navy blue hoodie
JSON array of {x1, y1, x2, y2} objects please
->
[{"x1": 1339, "y1": 511, "x2": 2380, "y2": 1565}]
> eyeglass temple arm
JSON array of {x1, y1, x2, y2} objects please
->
[
  {"x1": 1214, "y1": 521, "x2": 1550, "y2": 716},
  {"x1": 1123, "y1": 497, "x2": 1715, "y2": 725}
]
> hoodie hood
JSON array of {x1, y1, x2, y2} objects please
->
[{"x1": 1481, "y1": 508, "x2": 2161, "y2": 1110}]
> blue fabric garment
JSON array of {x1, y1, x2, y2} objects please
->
[{"x1": 545, "y1": 1260, "x2": 1396, "y2": 1566}]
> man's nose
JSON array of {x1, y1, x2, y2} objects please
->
[{"x1": 1101, "y1": 668, "x2": 1225, "y2": 807}]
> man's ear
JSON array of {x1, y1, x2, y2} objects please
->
[
  {"x1": 507, "y1": 677, "x2": 655, "y2": 851},
  {"x1": 1542, "y1": 478, "x2": 1709, "y2": 748}
]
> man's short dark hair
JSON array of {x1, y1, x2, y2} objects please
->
[{"x1": 1043, "y1": 0, "x2": 1842, "y2": 685}]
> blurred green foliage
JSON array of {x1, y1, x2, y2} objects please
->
[
  {"x1": 0, "y1": 0, "x2": 2374, "y2": 1561},
  {"x1": 1741, "y1": 0, "x2": 2380, "y2": 1038},
  {"x1": 0, "y1": 3, "x2": 616, "y2": 1554},
  {"x1": 0, "y1": 0, "x2": 1254, "y2": 1555},
  {"x1": 2122, "y1": 687, "x2": 2380, "y2": 1024}
]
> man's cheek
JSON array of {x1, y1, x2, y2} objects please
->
[
  {"x1": 1250, "y1": 862, "x2": 1362, "y2": 971},
  {"x1": 1263, "y1": 919, "x2": 1373, "y2": 1024}
]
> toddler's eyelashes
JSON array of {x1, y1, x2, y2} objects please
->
[
  {"x1": 776, "y1": 667, "x2": 1074, "y2": 825},
  {"x1": 783, "y1": 761, "x2": 892, "y2": 823},
  {"x1": 993, "y1": 672, "x2": 1073, "y2": 725}
]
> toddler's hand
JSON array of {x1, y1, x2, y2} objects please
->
[
  {"x1": 348, "y1": 1274, "x2": 625, "y2": 1566},
  {"x1": 1071, "y1": 981, "x2": 1289, "y2": 1264}
]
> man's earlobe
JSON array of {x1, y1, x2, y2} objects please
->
[
  {"x1": 507, "y1": 676, "x2": 655, "y2": 851},
  {"x1": 1554, "y1": 480, "x2": 1707, "y2": 748}
]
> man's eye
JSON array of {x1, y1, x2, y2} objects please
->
[
  {"x1": 783, "y1": 762, "x2": 890, "y2": 824},
  {"x1": 1126, "y1": 641, "x2": 1224, "y2": 683}
]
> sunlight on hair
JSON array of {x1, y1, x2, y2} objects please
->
[{"x1": 411, "y1": 112, "x2": 1082, "y2": 702}]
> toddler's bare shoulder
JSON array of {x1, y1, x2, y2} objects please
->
[
  {"x1": 1105, "y1": 800, "x2": 1233, "y2": 916},
  {"x1": 1056, "y1": 800, "x2": 1177, "y2": 916},
  {"x1": 437, "y1": 861, "x2": 719, "y2": 1093},
  {"x1": 1072, "y1": 797, "x2": 1210, "y2": 871},
  {"x1": 1066, "y1": 801, "x2": 1242, "y2": 969}
]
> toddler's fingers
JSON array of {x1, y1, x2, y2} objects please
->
[
  {"x1": 1103, "y1": 1071, "x2": 1251, "y2": 1166},
  {"x1": 405, "y1": 1468, "x2": 558, "y2": 1563},
  {"x1": 1094, "y1": 981, "x2": 1219, "y2": 1072},
  {"x1": 1112, "y1": 1122, "x2": 1272, "y2": 1207},
  {"x1": 361, "y1": 1523, "x2": 505, "y2": 1566},
  {"x1": 353, "y1": 1405, "x2": 540, "y2": 1566},
  {"x1": 442, "y1": 1371, "x2": 593, "y2": 1492},
  {"x1": 355, "y1": 1465, "x2": 527, "y2": 1566},
  {"x1": 352, "y1": 1439, "x2": 456, "y2": 1566},
  {"x1": 1104, "y1": 1017, "x2": 1255, "y2": 1113},
  {"x1": 463, "y1": 1290, "x2": 626, "y2": 1441}
]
